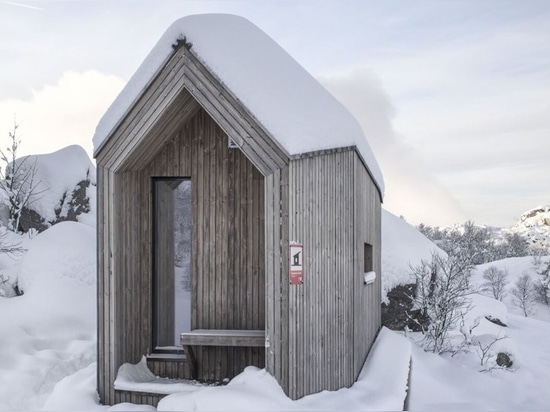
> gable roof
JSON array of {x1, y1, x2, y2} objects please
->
[{"x1": 93, "y1": 14, "x2": 384, "y2": 196}]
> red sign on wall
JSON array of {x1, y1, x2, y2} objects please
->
[{"x1": 289, "y1": 244, "x2": 303, "y2": 285}]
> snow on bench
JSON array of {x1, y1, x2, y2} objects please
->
[{"x1": 114, "y1": 356, "x2": 205, "y2": 395}]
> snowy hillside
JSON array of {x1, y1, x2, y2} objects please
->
[{"x1": 471, "y1": 256, "x2": 550, "y2": 321}]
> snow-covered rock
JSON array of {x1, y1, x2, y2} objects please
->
[
  {"x1": 1, "y1": 145, "x2": 96, "y2": 232},
  {"x1": 465, "y1": 294, "x2": 509, "y2": 328},
  {"x1": 508, "y1": 205, "x2": 550, "y2": 252},
  {"x1": 518, "y1": 205, "x2": 550, "y2": 226}
]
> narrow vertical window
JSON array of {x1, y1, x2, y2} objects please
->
[
  {"x1": 154, "y1": 178, "x2": 192, "y2": 350},
  {"x1": 364, "y1": 243, "x2": 373, "y2": 273},
  {"x1": 363, "y1": 242, "x2": 376, "y2": 285}
]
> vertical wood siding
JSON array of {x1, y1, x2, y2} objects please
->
[
  {"x1": 97, "y1": 108, "x2": 266, "y2": 404},
  {"x1": 264, "y1": 167, "x2": 290, "y2": 394},
  {"x1": 144, "y1": 108, "x2": 266, "y2": 380},
  {"x1": 97, "y1": 166, "x2": 121, "y2": 405},
  {"x1": 284, "y1": 150, "x2": 381, "y2": 399},
  {"x1": 353, "y1": 154, "x2": 382, "y2": 378}
]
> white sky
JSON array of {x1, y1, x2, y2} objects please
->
[{"x1": 1, "y1": 0, "x2": 549, "y2": 227}]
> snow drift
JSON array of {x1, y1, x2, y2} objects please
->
[
  {"x1": 0, "y1": 221, "x2": 96, "y2": 411},
  {"x1": 381, "y1": 209, "x2": 445, "y2": 302}
]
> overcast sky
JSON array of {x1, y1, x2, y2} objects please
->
[{"x1": 1, "y1": 0, "x2": 549, "y2": 227}]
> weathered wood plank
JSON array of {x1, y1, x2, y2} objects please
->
[
  {"x1": 139, "y1": 168, "x2": 150, "y2": 364},
  {"x1": 279, "y1": 165, "x2": 290, "y2": 394},
  {"x1": 264, "y1": 173, "x2": 275, "y2": 376},
  {"x1": 108, "y1": 170, "x2": 118, "y2": 403},
  {"x1": 181, "y1": 329, "x2": 265, "y2": 347},
  {"x1": 97, "y1": 168, "x2": 106, "y2": 402},
  {"x1": 287, "y1": 163, "x2": 295, "y2": 398},
  {"x1": 97, "y1": 49, "x2": 187, "y2": 168}
]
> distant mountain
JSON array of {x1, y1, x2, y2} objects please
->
[{"x1": 418, "y1": 205, "x2": 550, "y2": 257}]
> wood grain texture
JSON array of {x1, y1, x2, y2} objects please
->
[{"x1": 353, "y1": 153, "x2": 382, "y2": 378}]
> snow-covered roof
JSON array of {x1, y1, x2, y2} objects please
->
[{"x1": 93, "y1": 14, "x2": 384, "y2": 195}]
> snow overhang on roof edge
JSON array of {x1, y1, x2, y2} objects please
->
[{"x1": 92, "y1": 13, "x2": 384, "y2": 197}]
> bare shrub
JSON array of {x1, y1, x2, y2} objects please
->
[
  {"x1": 511, "y1": 274, "x2": 537, "y2": 317},
  {"x1": 481, "y1": 266, "x2": 509, "y2": 301},
  {"x1": 410, "y1": 253, "x2": 473, "y2": 353}
]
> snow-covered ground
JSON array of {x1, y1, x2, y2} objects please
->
[
  {"x1": 471, "y1": 256, "x2": 550, "y2": 321},
  {"x1": 0, "y1": 222, "x2": 96, "y2": 411},
  {"x1": 383, "y1": 213, "x2": 550, "y2": 410},
  {"x1": 408, "y1": 312, "x2": 550, "y2": 411},
  {"x1": 1, "y1": 152, "x2": 549, "y2": 411},
  {"x1": 40, "y1": 326, "x2": 412, "y2": 412}
]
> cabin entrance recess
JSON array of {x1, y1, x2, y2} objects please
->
[{"x1": 145, "y1": 108, "x2": 266, "y2": 380}]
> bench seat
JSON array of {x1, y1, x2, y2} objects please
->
[
  {"x1": 180, "y1": 329, "x2": 265, "y2": 379},
  {"x1": 181, "y1": 329, "x2": 265, "y2": 347}
]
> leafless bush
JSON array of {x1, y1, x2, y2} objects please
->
[
  {"x1": 511, "y1": 273, "x2": 537, "y2": 317},
  {"x1": 473, "y1": 334, "x2": 509, "y2": 370},
  {"x1": 481, "y1": 266, "x2": 509, "y2": 301},
  {"x1": 410, "y1": 252, "x2": 473, "y2": 353},
  {"x1": 0, "y1": 122, "x2": 44, "y2": 233}
]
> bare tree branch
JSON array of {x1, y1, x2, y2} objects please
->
[{"x1": 0, "y1": 121, "x2": 46, "y2": 233}]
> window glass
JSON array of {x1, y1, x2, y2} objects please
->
[
  {"x1": 154, "y1": 179, "x2": 192, "y2": 349},
  {"x1": 364, "y1": 243, "x2": 373, "y2": 273}
]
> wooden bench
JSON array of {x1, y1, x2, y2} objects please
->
[{"x1": 180, "y1": 329, "x2": 265, "y2": 379}]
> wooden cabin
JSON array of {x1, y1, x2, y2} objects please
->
[{"x1": 94, "y1": 14, "x2": 384, "y2": 406}]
